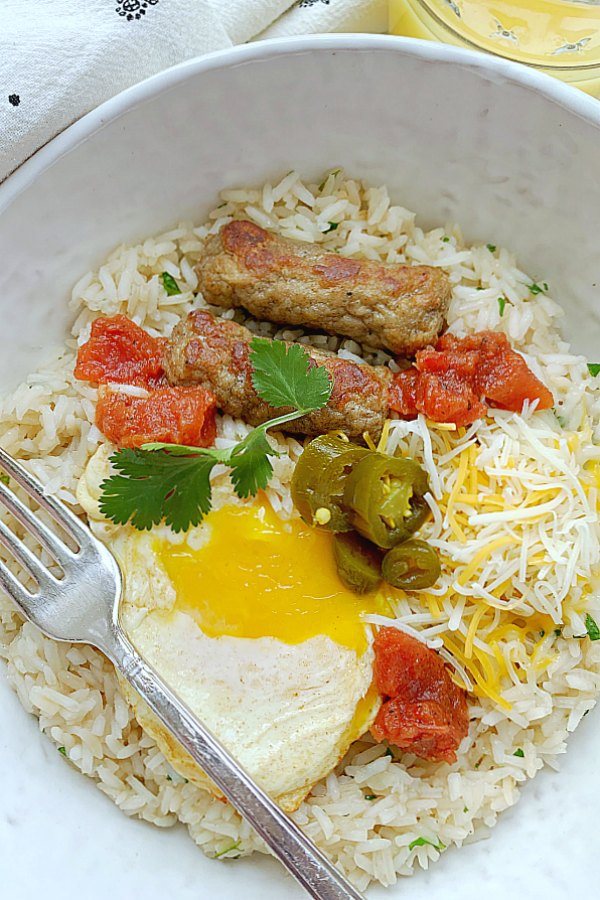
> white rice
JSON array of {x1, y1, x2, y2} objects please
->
[{"x1": 1, "y1": 169, "x2": 599, "y2": 890}]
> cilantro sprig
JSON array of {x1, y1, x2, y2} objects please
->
[{"x1": 99, "y1": 338, "x2": 333, "y2": 532}]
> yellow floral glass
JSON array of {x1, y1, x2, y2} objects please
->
[{"x1": 389, "y1": 1, "x2": 600, "y2": 97}]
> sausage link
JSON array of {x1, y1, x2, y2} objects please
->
[
  {"x1": 195, "y1": 220, "x2": 450, "y2": 356},
  {"x1": 164, "y1": 310, "x2": 392, "y2": 439}
]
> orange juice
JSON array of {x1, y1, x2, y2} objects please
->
[{"x1": 389, "y1": 1, "x2": 600, "y2": 97}]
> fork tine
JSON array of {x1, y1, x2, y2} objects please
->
[
  {"x1": 0, "y1": 516, "x2": 54, "y2": 587},
  {"x1": 0, "y1": 475, "x2": 77, "y2": 569},
  {"x1": 0, "y1": 556, "x2": 34, "y2": 608},
  {"x1": 0, "y1": 448, "x2": 89, "y2": 550}
]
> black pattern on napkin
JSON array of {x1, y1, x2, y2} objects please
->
[{"x1": 115, "y1": 0, "x2": 160, "y2": 22}]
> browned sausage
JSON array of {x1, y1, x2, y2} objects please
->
[
  {"x1": 195, "y1": 220, "x2": 451, "y2": 356},
  {"x1": 164, "y1": 310, "x2": 392, "y2": 439}
]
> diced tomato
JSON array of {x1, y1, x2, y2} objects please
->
[
  {"x1": 388, "y1": 368, "x2": 419, "y2": 417},
  {"x1": 389, "y1": 362, "x2": 486, "y2": 426},
  {"x1": 371, "y1": 627, "x2": 469, "y2": 764},
  {"x1": 415, "y1": 370, "x2": 487, "y2": 427},
  {"x1": 417, "y1": 343, "x2": 480, "y2": 380},
  {"x1": 436, "y1": 332, "x2": 487, "y2": 353},
  {"x1": 389, "y1": 330, "x2": 553, "y2": 426},
  {"x1": 74, "y1": 315, "x2": 167, "y2": 387},
  {"x1": 95, "y1": 385, "x2": 217, "y2": 449},
  {"x1": 474, "y1": 333, "x2": 554, "y2": 412}
]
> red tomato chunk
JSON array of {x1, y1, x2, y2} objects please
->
[
  {"x1": 95, "y1": 386, "x2": 217, "y2": 449},
  {"x1": 389, "y1": 330, "x2": 553, "y2": 426},
  {"x1": 371, "y1": 627, "x2": 469, "y2": 764},
  {"x1": 74, "y1": 315, "x2": 167, "y2": 387}
]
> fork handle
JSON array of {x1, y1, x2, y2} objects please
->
[{"x1": 106, "y1": 628, "x2": 366, "y2": 900}]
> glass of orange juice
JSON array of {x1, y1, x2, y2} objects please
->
[{"x1": 389, "y1": 1, "x2": 600, "y2": 97}]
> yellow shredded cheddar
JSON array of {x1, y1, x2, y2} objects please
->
[
  {"x1": 457, "y1": 535, "x2": 515, "y2": 587},
  {"x1": 428, "y1": 420, "x2": 457, "y2": 431},
  {"x1": 465, "y1": 605, "x2": 487, "y2": 658},
  {"x1": 376, "y1": 419, "x2": 391, "y2": 453}
]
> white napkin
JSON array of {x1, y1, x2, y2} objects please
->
[
  {"x1": 261, "y1": 0, "x2": 387, "y2": 38},
  {"x1": 0, "y1": 0, "x2": 387, "y2": 184}
]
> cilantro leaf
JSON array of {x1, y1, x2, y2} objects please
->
[
  {"x1": 498, "y1": 296, "x2": 508, "y2": 317},
  {"x1": 324, "y1": 222, "x2": 339, "y2": 233},
  {"x1": 229, "y1": 427, "x2": 277, "y2": 498},
  {"x1": 249, "y1": 337, "x2": 332, "y2": 412},
  {"x1": 486, "y1": 243, "x2": 497, "y2": 252},
  {"x1": 409, "y1": 836, "x2": 446, "y2": 851},
  {"x1": 100, "y1": 449, "x2": 217, "y2": 533},
  {"x1": 513, "y1": 748, "x2": 525, "y2": 758},
  {"x1": 161, "y1": 272, "x2": 180, "y2": 296},
  {"x1": 588, "y1": 363, "x2": 600, "y2": 377},
  {"x1": 585, "y1": 613, "x2": 600, "y2": 641},
  {"x1": 162, "y1": 456, "x2": 217, "y2": 533},
  {"x1": 441, "y1": 236, "x2": 450, "y2": 243},
  {"x1": 57, "y1": 746, "x2": 67, "y2": 756}
]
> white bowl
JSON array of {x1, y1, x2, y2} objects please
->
[{"x1": 0, "y1": 36, "x2": 599, "y2": 900}]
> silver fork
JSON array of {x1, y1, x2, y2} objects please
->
[{"x1": 0, "y1": 448, "x2": 366, "y2": 900}]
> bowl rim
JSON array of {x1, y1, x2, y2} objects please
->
[{"x1": 1, "y1": 32, "x2": 600, "y2": 213}]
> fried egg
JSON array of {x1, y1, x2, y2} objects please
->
[{"x1": 78, "y1": 445, "x2": 386, "y2": 811}]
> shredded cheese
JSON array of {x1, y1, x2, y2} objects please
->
[
  {"x1": 381, "y1": 408, "x2": 600, "y2": 709},
  {"x1": 457, "y1": 536, "x2": 515, "y2": 587},
  {"x1": 464, "y1": 604, "x2": 487, "y2": 659}
]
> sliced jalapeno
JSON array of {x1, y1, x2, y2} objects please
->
[
  {"x1": 342, "y1": 453, "x2": 430, "y2": 549},
  {"x1": 291, "y1": 432, "x2": 369, "y2": 532},
  {"x1": 333, "y1": 532, "x2": 383, "y2": 594},
  {"x1": 382, "y1": 539, "x2": 441, "y2": 590}
]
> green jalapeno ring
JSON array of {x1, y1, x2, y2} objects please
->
[
  {"x1": 342, "y1": 453, "x2": 431, "y2": 549},
  {"x1": 332, "y1": 532, "x2": 383, "y2": 595},
  {"x1": 291, "y1": 433, "x2": 369, "y2": 532},
  {"x1": 381, "y1": 539, "x2": 441, "y2": 590}
]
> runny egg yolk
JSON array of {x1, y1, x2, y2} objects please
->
[{"x1": 158, "y1": 503, "x2": 390, "y2": 653}]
